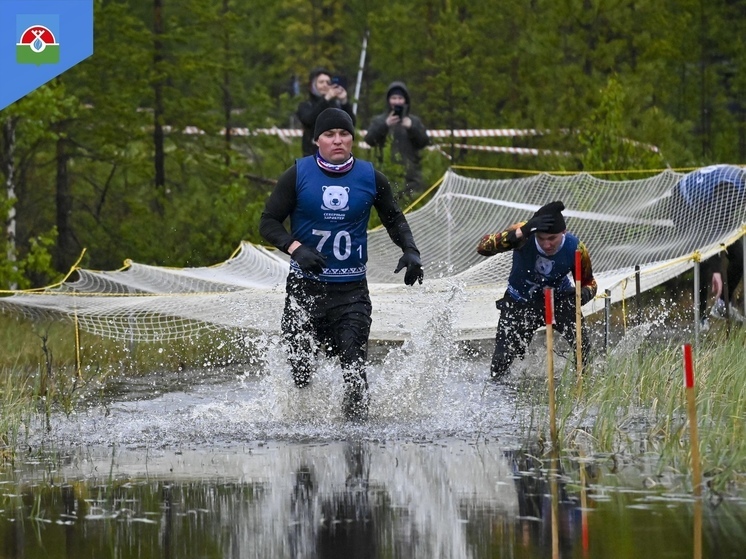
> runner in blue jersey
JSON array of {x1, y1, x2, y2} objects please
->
[
  {"x1": 477, "y1": 201, "x2": 598, "y2": 380},
  {"x1": 259, "y1": 108, "x2": 424, "y2": 420},
  {"x1": 671, "y1": 165, "x2": 746, "y2": 326}
]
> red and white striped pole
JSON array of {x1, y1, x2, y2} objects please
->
[
  {"x1": 575, "y1": 250, "x2": 583, "y2": 387},
  {"x1": 683, "y1": 344, "x2": 702, "y2": 497},
  {"x1": 545, "y1": 287, "x2": 557, "y2": 444},
  {"x1": 684, "y1": 343, "x2": 703, "y2": 559}
]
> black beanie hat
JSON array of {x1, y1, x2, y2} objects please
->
[
  {"x1": 388, "y1": 86, "x2": 407, "y2": 99},
  {"x1": 533, "y1": 200, "x2": 566, "y2": 233},
  {"x1": 314, "y1": 108, "x2": 355, "y2": 140},
  {"x1": 308, "y1": 67, "x2": 330, "y2": 84}
]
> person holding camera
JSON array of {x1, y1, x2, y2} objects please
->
[
  {"x1": 364, "y1": 81, "x2": 430, "y2": 201},
  {"x1": 297, "y1": 68, "x2": 356, "y2": 157}
]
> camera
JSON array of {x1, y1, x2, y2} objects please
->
[
  {"x1": 331, "y1": 76, "x2": 347, "y2": 88},
  {"x1": 392, "y1": 105, "x2": 405, "y2": 118}
]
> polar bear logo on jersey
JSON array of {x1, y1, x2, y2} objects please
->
[
  {"x1": 321, "y1": 185, "x2": 350, "y2": 211},
  {"x1": 535, "y1": 255, "x2": 554, "y2": 277}
]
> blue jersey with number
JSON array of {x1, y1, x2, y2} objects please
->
[
  {"x1": 291, "y1": 156, "x2": 377, "y2": 282},
  {"x1": 507, "y1": 234, "x2": 579, "y2": 302}
]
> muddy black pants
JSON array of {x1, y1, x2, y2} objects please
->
[
  {"x1": 281, "y1": 275, "x2": 372, "y2": 390},
  {"x1": 491, "y1": 293, "x2": 591, "y2": 379}
]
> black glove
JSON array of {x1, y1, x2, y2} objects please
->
[
  {"x1": 394, "y1": 249, "x2": 423, "y2": 286},
  {"x1": 520, "y1": 214, "x2": 555, "y2": 236},
  {"x1": 292, "y1": 244, "x2": 327, "y2": 275},
  {"x1": 556, "y1": 287, "x2": 594, "y2": 305}
]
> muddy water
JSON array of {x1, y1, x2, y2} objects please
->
[{"x1": 1, "y1": 332, "x2": 744, "y2": 558}]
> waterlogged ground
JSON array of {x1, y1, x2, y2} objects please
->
[{"x1": 1, "y1": 326, "x2": 745, "y2": 558}]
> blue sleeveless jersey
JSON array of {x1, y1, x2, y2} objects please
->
[
  {"x1": 676, "y1": 164, "x2": 746, "y2": 207},
  {"x1": 291, "y1": 157, "x2": 377, "y2": 282},
  {"x1": 506, "y1": 234, "x2": 579, "y2": 301}
]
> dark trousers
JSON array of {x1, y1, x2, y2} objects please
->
[
  {"x1": 699, "y1": 238, "x2": 744, "y2": 316},
  {"x1": 491, "y1": 294, "x2": 591, "y2": 379},
  {"x1": 281, "y1": 275, "x2": 372, "y2": 389}
]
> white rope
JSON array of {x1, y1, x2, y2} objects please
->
[{"x1": 166, "y1": 126, "x2": 659, "y2": 153}]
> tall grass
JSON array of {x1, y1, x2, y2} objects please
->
[
  {"x1": 0, "y1": 315, "x2": 258, "y2": 374},
  {"x1": 0, "y1": 314, "x2": 261, "y2": 452},
  {"x1": 550, "y1": 326, "x2": 746, "y2": 493}
]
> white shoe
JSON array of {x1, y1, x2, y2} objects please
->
[
  {"x1": 699, "y1": 318, "x2": 710, "y2": 332},
  {"x1": 710, "y1": 298, "x2": 727, "y2": 319},
  {"x1": 710, "y1": 299, "x2": 746, "y2": 323}
]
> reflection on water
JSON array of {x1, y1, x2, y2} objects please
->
[{"x1": 1, "y1": 442, "x2": 745, "y2": 559}]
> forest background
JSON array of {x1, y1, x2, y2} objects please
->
[{"x1": 1, "y1": 0, "x2": 745, "y2": 289}]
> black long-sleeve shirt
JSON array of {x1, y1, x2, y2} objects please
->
[{"x1": 259, "y1": 160, "x2": 419, "y2": 256}]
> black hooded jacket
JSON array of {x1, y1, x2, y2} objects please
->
[
  {"x1": 364, "y1": 81, "x2": 430, "y2": 167},
  {"x1": 296, "y1": 68, "x2": 356, "y2": 157}
]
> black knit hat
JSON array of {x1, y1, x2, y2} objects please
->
[
  {"x1": 388, "y1": 86, "x2": 407, "y2": 99},
  {"x1": 313, "y1": 108, "x2": 355, "y2": 140},
  {"x1": 308, "y1": 67, "x2": 330, "y2": 84},
  {"x1": 533, "y1": 200, "x2": 566, "y2": 233}
]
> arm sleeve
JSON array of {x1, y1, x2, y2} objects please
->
[
  {"x1": 407, "y1": 115, "x2": 431, "y2": 150},
  {"x1": 373, "y1": 170, "x2": 419, "y2": 253},
  {"x1": 364, "y1": 116, "x2": 389, "y2": 147},
  {"x1": 476, "y1": 223, "x2": 527, "y2": 256},
  {"x1": 258, "y1": 166, "x2": 298, "y2": 253}
]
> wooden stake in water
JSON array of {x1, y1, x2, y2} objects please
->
[
  {"x1": 683, "y1": 344, "x2": 702, "y2": 497},
  {"x1": 575, "y1": 250, "x2": 583, "y2": 386},
  {"x1": 549, "y1": 451, "x2": 561, "y2": 559},
  {"x1": 684, "y1": 343, "x2": 703, "y2": 559},
  {"x1": 579, "y1": 458, "x2": 590, "y2": 556},
  {"x1": 635, "y1": 264, "x2": 642, "y2": 326},
  {"x1": 545, "y1": 287, "x2": 557, "y2": 445},
  {"x1": 693, "y1": 495, "x2": 703, "y2": 559}
]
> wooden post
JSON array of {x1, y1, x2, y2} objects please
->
[
  {"x1": 683, "y1": 343, "x2": 702, "y2": 559},
  {"x1": 580, "y1": 458, "x2": 590, "y2": 556},
  {"x1": 683, "y1": 344, "x2": 702, "y2": 496},
  {"x1": 604, "y1": 289, "x2": 611, "y2": 354},
  {"x1": 545, "y1": 287, "x2": 557, "y2": 446},
  {"x1": 635, "y1": 265, "x2": 642, "y2": 326},
  {"x1": 549, "y1": 451, "x2": 560, "y2": 559}
]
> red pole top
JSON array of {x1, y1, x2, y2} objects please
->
[
  {"x1": 544, "y1": 287, "x2": 554, "y2": 325},
  {"x1": 575, "y1": 250, "x2": 582, "y2": 280},
  {"x1": 683, "y1": 344, "x2": 695, "y2": 388}
]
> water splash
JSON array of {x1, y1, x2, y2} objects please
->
[{"x1": 32, "y1": 284, "x2": 533, "y2": 449}]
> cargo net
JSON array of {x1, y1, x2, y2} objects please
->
[{"x1": 1, "y1": 168, "x2": 744, "y2": 342}]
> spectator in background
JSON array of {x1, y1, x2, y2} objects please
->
[
  {"x1": 297, "y1": 68, "x2": 356, "y2": 157},
  {"x1": 364, "y1": 81, "x2": 430, "y2": 201},
  {"x1": 671, "y1": 164, "x2": 746, "y2": 327}
]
